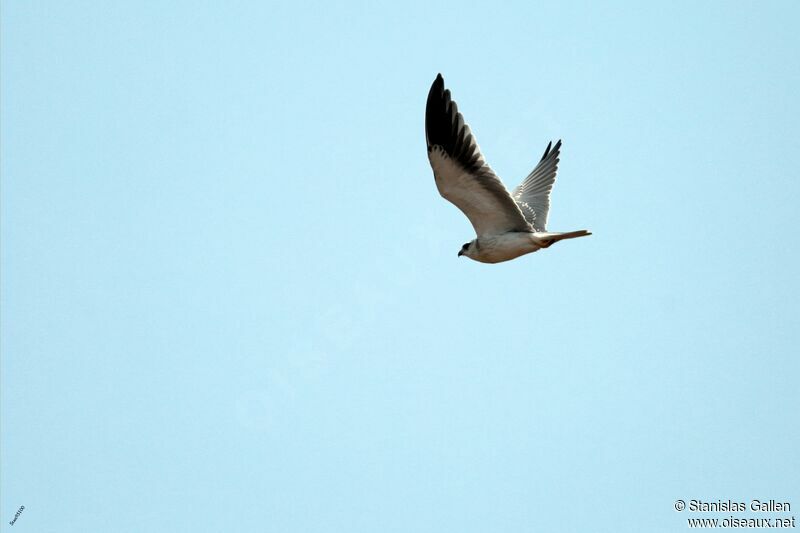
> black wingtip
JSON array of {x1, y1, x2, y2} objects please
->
[
  {"x1": 539, "y1": 139, "x2": 563, "y2": 161},
  {"x1": 540, "y1": 141, "x2": 552, "y2": 162},
  {"x1": 426, "y1": 73, "x2": 450, "y2": 148},
  {"x1": 428, "y1": 74, "x2": 445, "y2": 98}
]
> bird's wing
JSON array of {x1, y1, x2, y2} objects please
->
[
  {"x1": 426, "y1": 74, "x2": 531, "y2": 237},
  {"x1": 511, "y1": 140, "x2": 561, "y2": 232}
]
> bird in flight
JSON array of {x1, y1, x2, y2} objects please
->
[{"x1": 425, "y1": 74, "x2": 591, "y2": 263}]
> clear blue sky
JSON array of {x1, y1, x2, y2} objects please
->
[{"x1": 2, "y1": 1, "x2": 798, "y2": 532}]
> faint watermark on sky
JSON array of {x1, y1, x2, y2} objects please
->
[{"x1": 8, "y1": 505, "x2": 24, "y2": 526}]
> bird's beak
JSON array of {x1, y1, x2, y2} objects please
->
[{"x1": 458, "y1": 250, "x2": 463, "y2": 257}]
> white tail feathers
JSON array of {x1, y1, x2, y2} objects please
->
[{"x1": 537, "y1": 230, "x2": 592, "y2": 246}]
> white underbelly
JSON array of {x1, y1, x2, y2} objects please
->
[{"x1": 475, "y1": 232, "x2": 541, "y2": 263}]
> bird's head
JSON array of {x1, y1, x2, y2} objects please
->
[{"x1": 458, "y1": 240, "x2": 476, "y2": 259}]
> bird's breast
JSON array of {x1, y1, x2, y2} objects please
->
[{"x1": 473, "y1": 232, "x2": 541, "y2": 264}]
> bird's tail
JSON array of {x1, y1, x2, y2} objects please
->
[{"x1": 536, "y1": 230, "x2": 592, "y2": 246}]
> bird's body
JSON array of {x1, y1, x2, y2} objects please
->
[
  {"x1": 462, "y1": 232, "x2": 542, "y2": 264},
  {"x1": 460, "y1": 230, "x2": 592, "y2": 264},
  {"x1": 425, "y1": 74, "x2": 590, "y2": 263}
]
